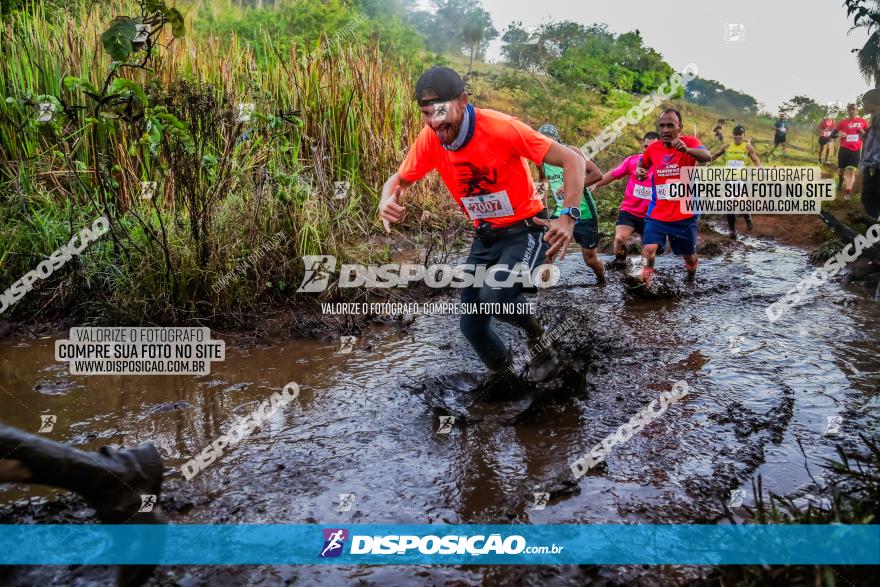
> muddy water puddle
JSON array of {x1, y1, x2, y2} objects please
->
[{"x1": 1, "y1": 232, "x2": 878, "y2": 584}]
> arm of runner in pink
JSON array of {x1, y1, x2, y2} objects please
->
[
  {"x1": 640, "y1": 144, "x2": 654, "y2": 170},
  {"x1": 397, "y1": 126, "x2": 438, "y2": 184},
  {"x1": 609, "y1": 156, "x2": 632, "y2": 181},
  {"x1": 612, "y1": 155, "x2": 637, "y2": 200},
  {"x1": 618, "y1": 155, "x2": 651, "y2": 217}
]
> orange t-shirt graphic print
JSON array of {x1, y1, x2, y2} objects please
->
[{"x1": 397, "y1": 108, "x2": 553, "y2": 227}]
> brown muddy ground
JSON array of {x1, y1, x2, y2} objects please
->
[{"x1": 1, "y1": 220, "x2": 878, "y2": 586}]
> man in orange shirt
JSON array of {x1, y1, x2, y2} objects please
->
[{"x1": 379, "y1": 67, "x2": 587, "y2": 381}]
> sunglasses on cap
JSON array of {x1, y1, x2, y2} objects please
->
[{"x1": 417, "y1": 92, "x2": 463, "y2": 108}]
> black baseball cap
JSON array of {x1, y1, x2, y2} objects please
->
[
  {"x1": 415, "y1": 67, "x2": 465, "y2": 106},
  {"x1": 733, "y1": 125, "x2": 746, "y2": 134}
]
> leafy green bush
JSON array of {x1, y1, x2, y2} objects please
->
[
  {"x1": 0, "y1": 0, "x2": 428, "y2": 323},
  {"x1": 194, "y1": 0, "x2": 424, "y2": 67}
]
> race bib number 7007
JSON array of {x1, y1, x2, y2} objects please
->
[{"x1": 461, "y1": 191, "x2": 515, "y2": 220}]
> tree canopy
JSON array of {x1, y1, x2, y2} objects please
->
[
  {"x1": 500, "y1": 21, "x2": 674, "y2": 94},
  {"x1": 407, "y1": 0, "x2": 498, "y2": 71},
  {"x1": 683, "y1": 77, "x2": 759, "y2": 115}
]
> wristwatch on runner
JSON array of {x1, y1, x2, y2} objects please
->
[{"x1": 559, "y1": 207, "x2": 581, "y2": 220}]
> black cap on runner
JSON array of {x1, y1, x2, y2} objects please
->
[
  {"x1": 733, "y1": 125, "x2": 746, "y2": 134},
  {"x1": 415, "y1": 67, "x2": 465, "y2": 106}
]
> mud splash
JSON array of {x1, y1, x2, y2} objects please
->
[{"x1": 1, "y1": 225, "x2": 879, "y2": 585}]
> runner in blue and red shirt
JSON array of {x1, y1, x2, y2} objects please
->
[{"x1": 635, "y1": 108, "x2": 712, "y2": 285}]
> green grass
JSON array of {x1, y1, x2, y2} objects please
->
[
  {"x1": 710, "y1": 436, "x2": 879, "y2": 586},
  {"x1": 0, "y1": 0, "x2": 438, "y2": 323}
]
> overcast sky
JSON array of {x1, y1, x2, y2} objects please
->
[{"x1": 476, "y1": 0, "x2": 873, "y2": 111}]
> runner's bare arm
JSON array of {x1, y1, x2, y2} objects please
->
[
  {"x1": 584, "y1": 158, "x2": 602, "y2": 186},
  {"x1": 533, "y1": 142, "x2": 585, "y2": 262},
  {"x1": 695, "y1": 149, "x2": 712, "y2": 163},
  {"x1": 379, "y1": 173, "x2": 412, "y2": 233},
  {"x1": 588, "y1": 170, "x2": 618, "y2": 191},
  {"x1": 672, "y1": 138, "x2": 712, "y2": 163},
  {"x1": 710, "y1": 144, "x2": 728, "y2": 161},
  {"x1": 747, "y1": 144, "x2": 762, "y2": 167}
]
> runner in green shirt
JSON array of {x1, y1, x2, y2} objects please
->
[{"x1": 537, "y1": 124, "x2": 605, "y2": 284}]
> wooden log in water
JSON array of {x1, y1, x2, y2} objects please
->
[{"x1": 818, "y1": 211, "x2": 880, "y2": 264}]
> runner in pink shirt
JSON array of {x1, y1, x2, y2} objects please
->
[{"x1": 590, "y1": 132, "x2": 659, "y2": 269}]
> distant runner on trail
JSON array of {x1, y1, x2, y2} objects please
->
[
  {"x1": 635, "y1": 109, "x2": 712, "y2": 285},
  {"x1": 830, "y1": 103, "x2": 869, "y2": 200},
  {"x1": 379, "y1": 67, "x2": 587, "y2": 381},
  {"x1": 713, "y1": 119, "x2": 729, "y2": 143},
  {"x1": 590, "y1": 131, "x2": 660, "y2": 269},
  {"x1": 536, "y1": 124, "x2": 605, "y2": 284},
  {"x1": 711, "y1": 124, "x2": 760, "y2": 239},
  {"x1": 770, "y1": 111, "x2": 789, "y2": 157},
  {"x1": 819, "y1": 114, "x2": 835, "y2": 165},
  {"x1": 858, "y1": 90, "x2": 880, "y2": 219}
]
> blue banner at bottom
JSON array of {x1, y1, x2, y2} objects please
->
[{"x1": 0, "y1": 524, "x2": 877, "y2": 565}]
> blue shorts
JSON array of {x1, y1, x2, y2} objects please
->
[
  {"x1": 572, "y1": 218, "x2": 599, "y2": 249},
  {"x1": 643, "y1": 217, "x2": 698, "y2": 256}
]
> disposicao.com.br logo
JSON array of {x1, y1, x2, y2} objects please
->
[
  {"x1": 297, "y1": 255, "x2": 559, "y2": 293},
  {"x1": 318, "y1": 528, "x2": 563, "y2": 557},
  {"x1": 319, "y1": 528, "x2": 349, "y2": 558}
]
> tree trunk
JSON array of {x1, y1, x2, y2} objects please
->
[{"x1": 468, "y1": 45, "x2": 475, "y2": 74}]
